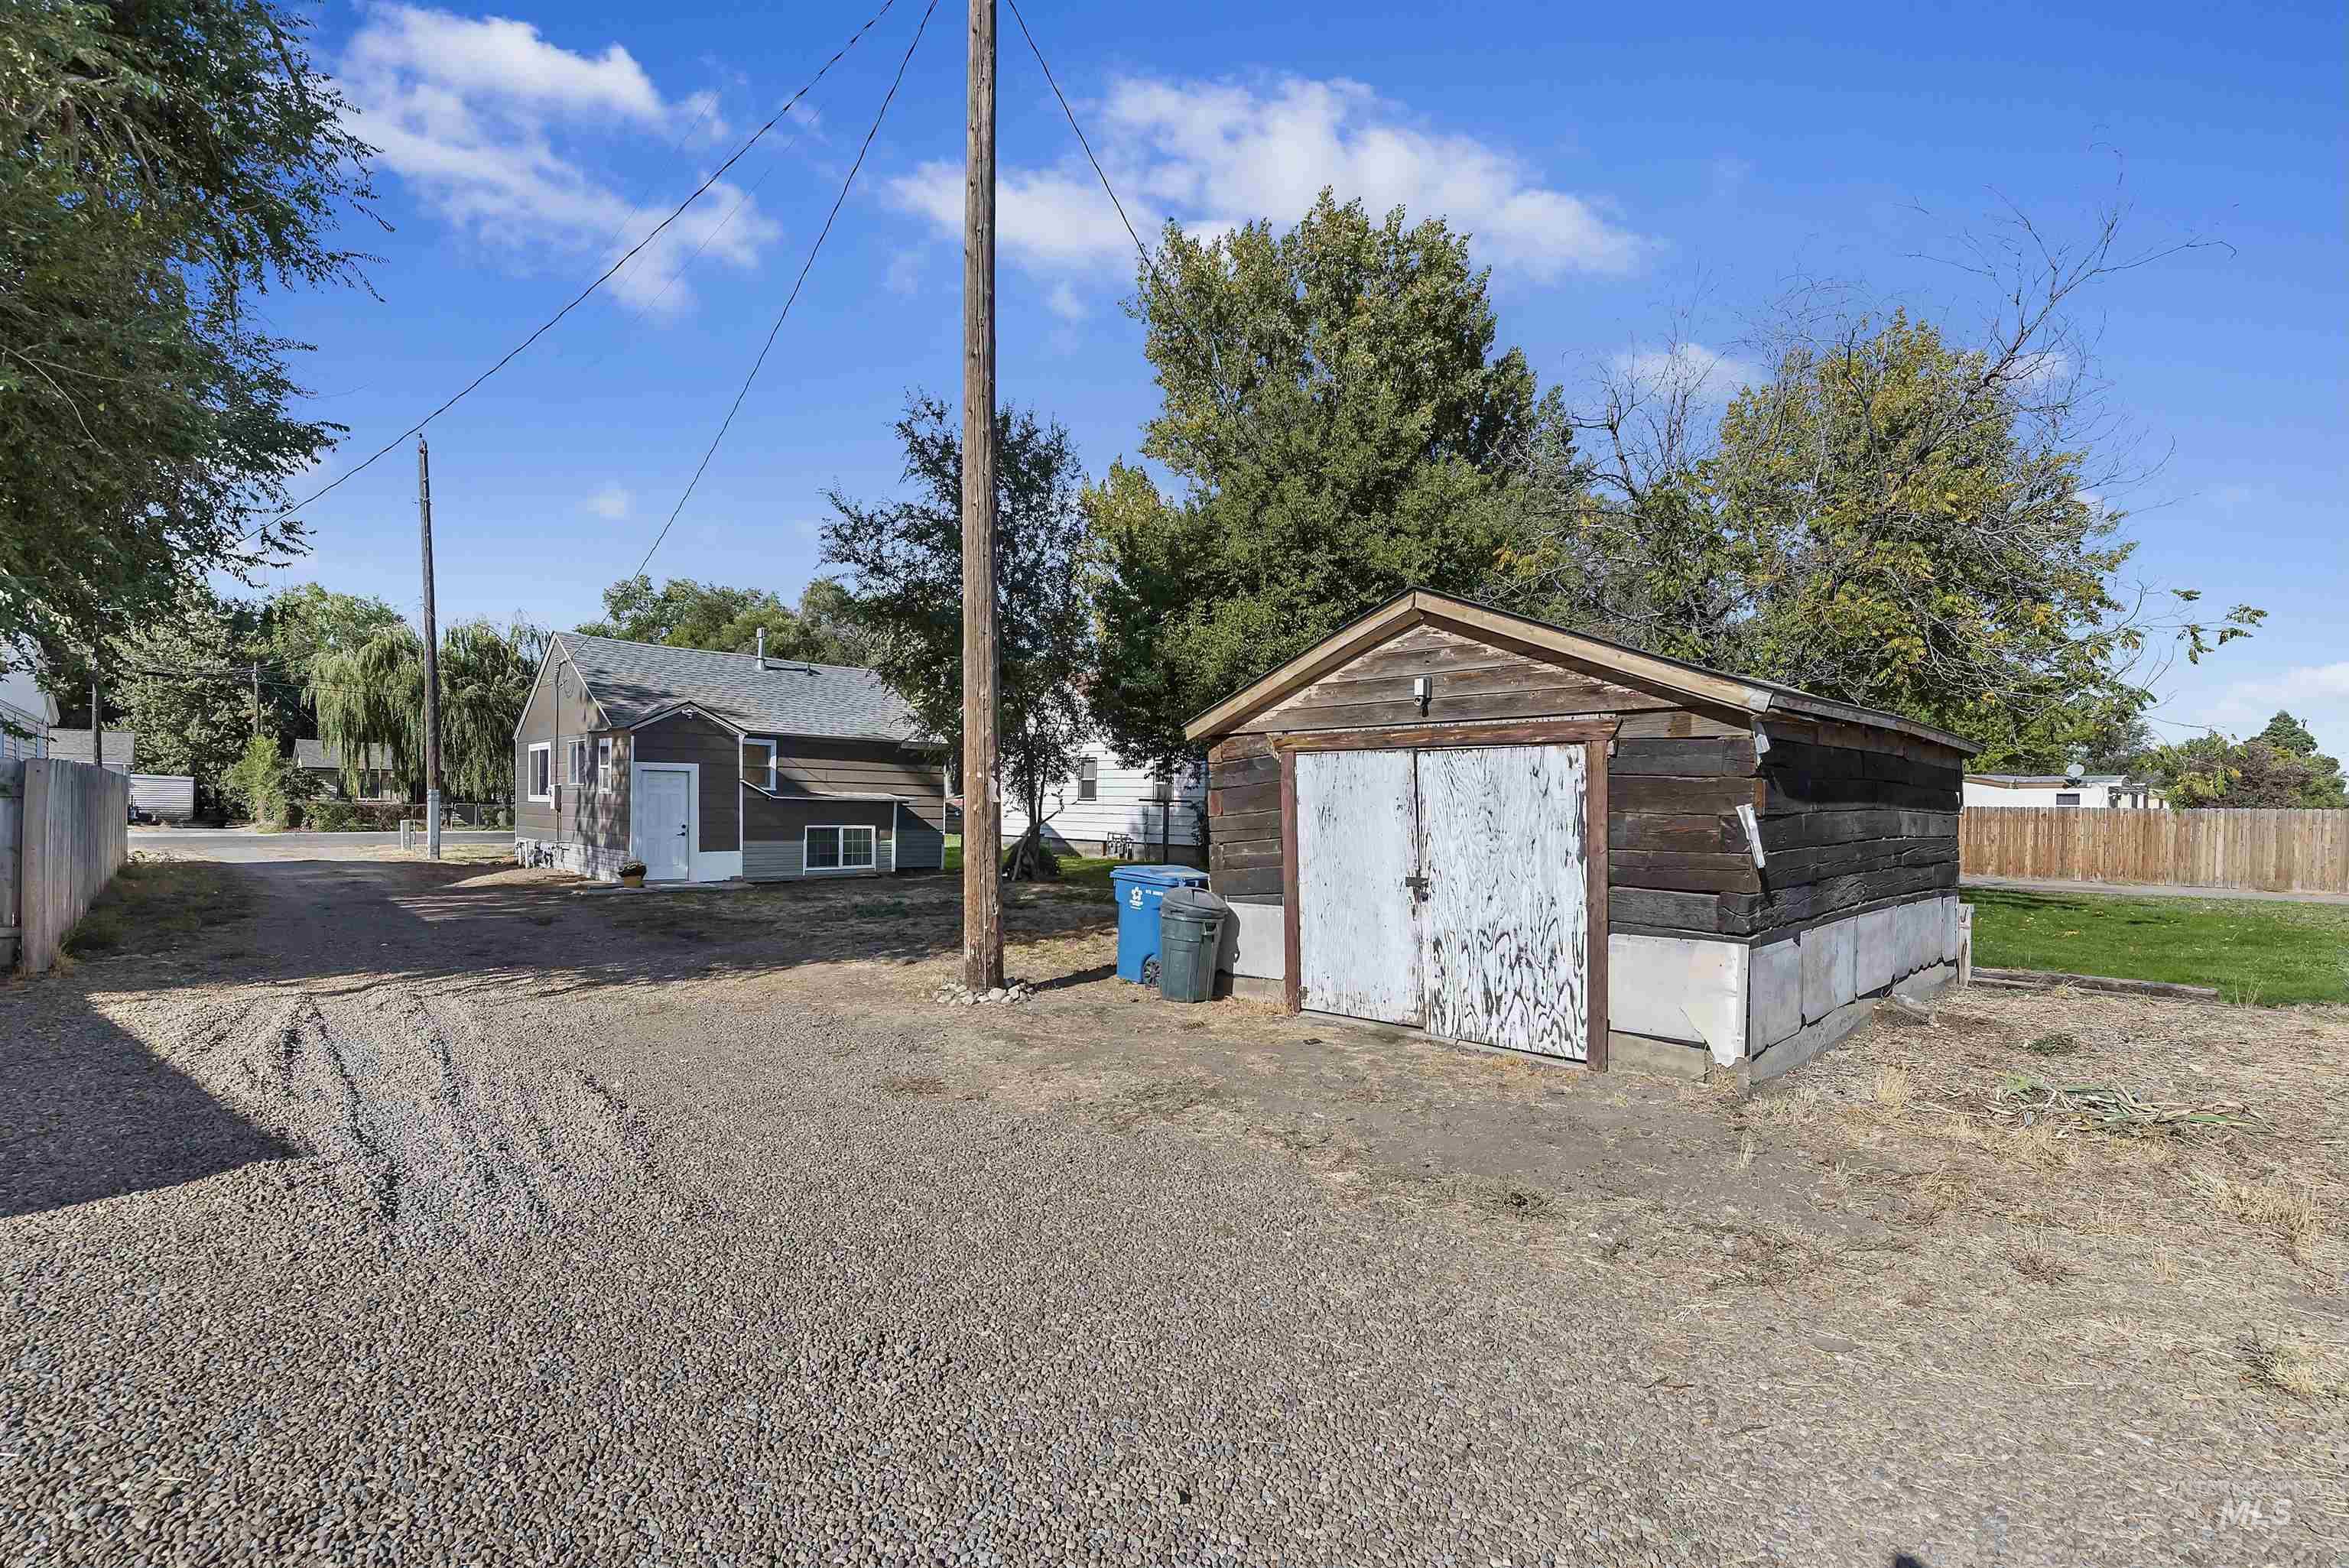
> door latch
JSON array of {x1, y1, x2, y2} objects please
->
[{"x1": 1402, "y1": 873, "x2": 1430, "y2": 901}]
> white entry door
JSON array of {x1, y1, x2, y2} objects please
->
[
  {"x1": 634, "y1": 765, "x2": 694, "y2": 881},
  {"x1": 1418, "y1": 745, "x2": 1591, "y2": 1060},
  {"x1": 1296, "y1": 748, "x2": 1424, "y2": 1026}
]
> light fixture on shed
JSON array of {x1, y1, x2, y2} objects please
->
[{"x1": 1412, "y1": 674, "x2": 1431, "y2": 716}]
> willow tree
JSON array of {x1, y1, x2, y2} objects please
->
[{"x1": 308, "y1": 619, "x2": 539, "y2": 801}]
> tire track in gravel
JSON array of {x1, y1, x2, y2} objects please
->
[{"x1": 216, "y1": 980, "x2": 695, "y2": 1248}]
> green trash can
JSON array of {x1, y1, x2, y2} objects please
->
[{"x1": 1156, "y1": 888, "x2": 1228, "y2": 1004}]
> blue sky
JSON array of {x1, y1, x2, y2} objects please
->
[{"x1": 255, "y1": 0, "x2": 2347, "y2": 755}]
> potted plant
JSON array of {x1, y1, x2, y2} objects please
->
[{"x1": 618, "y1": 859, "x2": 647, "y2": 888}]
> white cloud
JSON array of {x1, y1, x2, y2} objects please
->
[
  {"x1": 2003, "y1": 349, "x2": 2071, "y2": 393},
  {"x1": 1616, "y1": 341, "x2": 1764, "y2": 401},
  {"x1": 883, "y1": 248, "x2": 921, "y2": 297},
  {"x1": 887, "y1": 73, "x2": 1652, "y2": 284},
  {"x1": 2175, "y1": 661, "x2": 2349, "y2": 759},
  {"x1": 586, "y1": 484, "x2": 632, "y2": 520},
  {"x1": 1044, "y1": 281, "x2": 1090, "y2": 323},
  {"x1": 340, "y1": 4, "x2": 779, "y2": 316}
]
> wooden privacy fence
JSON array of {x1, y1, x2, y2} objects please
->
[
  {"x1": 5, "y1": 758, "x2": 131, "y2": 973},
  {"x1": 1961, "y1": 807, "x2": 2349, "y2": 895}
]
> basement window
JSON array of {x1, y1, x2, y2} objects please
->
[
  {"x1": 2055, "y1": 792, "x2": 2082, "y2": 807},
  {"x1": 805, "y1": 824, "x2": 876, "y2": 872}
]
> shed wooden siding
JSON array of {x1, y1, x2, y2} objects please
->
[
  {"x1": 1201, "y1": 622, "x2": 1965, "y2": 947},
  {"x1": 513, "y1": 646, "x2": 609, "y2": 843},
  {"x1": 635, "y1": 711, "x2": 739, "y2": 854},
  {"x1": 1608, "y1": 723, "x2": 1962, "y2": 938},
  {"x1": 1234, "y1": 624, "x2": 1678, "y2": 735},
  {"x1": 742, "y1": 794, "x2": 903, "y2": 880}
]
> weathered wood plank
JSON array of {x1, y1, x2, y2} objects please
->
[
  {"x1": 1218, "y1": 863, "x2": 1286, "y2": 899},
  {"x1": 1209, "y1": 733, "x2": 1273, "y2": 765},
  {"x1": 1244, "y1": 684, "x2": 1670, "y2": 733},
  {"x1": 15, "y1": 759, "x2": 131, "y2": 974},
  {"x1": 1296, "y1": 748, "x2": 1422, "y2": 1025},
  {"x1": 1611, "y1": 812, "x2": 1736, "y2": 853},
  {"x1": 1418, "y1": 745, "x2": 1591, "y2": 1061},
  {"x1": 1274, "y1": 719, "x2": 1621, "y2": 753},
  {"x1": 1612, "y1": 774, "x2": 1761, "y2": 816},
  {"x1": 1609, "y1": 850, "x2": 1763, "y2": 894},
  {"x1": 1617, "y1": 711, "x2": 1751, "y2": 740},
  {"x1": 1209, "y1": 779, "x2": 1281, "y2": 816},
  {"x1": 1209, "y1": 840, "x2": 1283, "y2": 872},
  {"x1": 1610, "y1": 737, "x2": 1759, "y2": 777},
  {"x1": 1210, "y1": 809, "x2": 1282, "y2": 842},
  {"x1": 1207, "y1": 752, "x2": 1279, "y2": 790}
]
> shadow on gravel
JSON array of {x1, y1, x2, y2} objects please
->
[
  {"x1": 0, "y1": 998, "x2": 299, "y2": 1220},
  {"x1": 109, "y1": 859, "x2": 1112, "y2": 1008}
]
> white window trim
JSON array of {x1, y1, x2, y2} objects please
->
[
  {"x1": 596, "y1": 737, "x2": 612, "y2": 794},
  {"x1": 744, "y1": 738, "x2": 777, "y2": 792},
  {"x1": 568, "y1": 738, "x2": 593, "y2": 790},
  {"x1": 527, "y1": 742, "x2": 552, "y2": 803},
  {"x1": 1077, "y1": 756, "x2": 1099, "y2": 801},
  {"x1": 803, "y1": 823, "x2": 878, "y2": 874}
]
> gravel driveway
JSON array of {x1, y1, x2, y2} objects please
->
[{"x1": 2, "y1": 859, "x2": 2341, "y2": 1566}]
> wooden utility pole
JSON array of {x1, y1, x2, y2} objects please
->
[
  {"x1": 417, "y1": 435, "x2": 443, "y2": 860},
  {"x1": 959, "y1": 0, "x2": 1002, "y2": 990},
  {"x1": 250, "y1": 663, "x2": 262, "y2": 736}
]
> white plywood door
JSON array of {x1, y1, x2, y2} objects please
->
[
  {"x1": 634, "y1": 766, "x2": 693, "y2": 881},
  {"x1": 1297, "y1": 749, "x2": 1424, "y2": 1026},
  {"x1": 1417, "y1": 745, "x2": 1590, "y2": 1060}
]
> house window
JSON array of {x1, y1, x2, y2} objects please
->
[
  {"x1": 804, "y1": 824, "x2": 876, "y2": 872},
  {"x1": 527, "y1": 742, "x2": 551, "y2": 801},
  {"x1": 596, "y1": 738, "x2": 612, "y2": 793},
  {"x1": 743, "y1": 739, "x2": 777, "y2": 791},
  {"x1": 569, "y1": 739, "x2": 592, "y2": 789},
  {"x1": 2055, "y1": 792, "x2": 2082, "y2": 807},
  {"x1": 1077, "y1": 756, "x2": 1099, "y2": 801}
]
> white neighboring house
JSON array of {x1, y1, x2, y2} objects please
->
[
  {"x1": 1000, "y1": 741, "x2": 1207, "y2": 863},
  {"x1": 0, "y1": 648, "x2": 56, "y2": 762},
  {"x1": 1963, "y1": 773, "x2": 2159, "y2": 810}
]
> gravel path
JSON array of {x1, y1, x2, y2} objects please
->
[
  {"x1": 5, "y1": 862, "x2": 1731, "y2": 1565},
  {"x1": 3, "y1": 859, "x2": 2340, "y2": 1566}
]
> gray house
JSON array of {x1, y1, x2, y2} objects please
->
[
  {"x1": 512, "y1": 635, "x2": 947, "y2": 884},
  {"x1": 295, "y1": 739, "x2": 402, "y2": 801},
  {"x1": 47, "y1": 729, "x2": 136, "y2": 771}
]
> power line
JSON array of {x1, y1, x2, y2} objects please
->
[
  {"x1": 633, "y1": 0, "x2": 941, "y2": 579},
  {"x1": 1000, "y1": 0, "x2": 1275, "y2": 480},
  {"x1": 232, "y1": 0, "x2": 906, "y2": 548}
]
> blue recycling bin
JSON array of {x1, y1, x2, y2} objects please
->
[{"x1": 1110, "y1": 864, "x2": 1210, "y2": 983}]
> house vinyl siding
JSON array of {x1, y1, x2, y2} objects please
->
[
  {"x1": 513, "y1": 645, "x2": 609, "y2": 843},
  {"x1": 1002, "y1": 740, "x2": 1205, "y2": 854},
  {"x1": 742, "y1": 794, "x2": 904, "y2": 880},
  {"x1": 634, "y1": 711, "x2": 739, "y2": 855}
]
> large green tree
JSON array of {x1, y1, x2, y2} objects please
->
[
  {"x1": 578, "y1": 575, "x2": 872, "y2": 664},
  {"x1": 1088, "y1": 192, "x2": 1551, "y2": 770},
  {"x1": 819, "y1": 393, "x2": 1094, "y2": 876},
  {"x1": 2143, "y1": 729, "x2": 2348, "y2": 810},
  {"x1": 307, "y1": 618, "x2": 543, "y2": 803},
  {"x1": 2, "y1": 0, "x2": 376, "y2": 668}
]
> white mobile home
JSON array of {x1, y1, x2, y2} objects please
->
[{"x1": 1963, "y1": 774, "x2": 2158, "y2": 810}]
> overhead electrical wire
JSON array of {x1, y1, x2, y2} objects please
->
[
  {"x1": 228, "y1": 0, "x2": 907, "y2": 548},
  {"x1": 632, "y1": 0, "x2": 941, "y2": 579}
]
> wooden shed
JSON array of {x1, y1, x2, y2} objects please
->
[{"x1": 1186, "y1": 590, "x2": 1980, "y2": 1080}]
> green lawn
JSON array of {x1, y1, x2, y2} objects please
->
[
  {"x1": 941, "y1": 839, "x2": 1122, "y2": 892},
  {"x1": 1963, "y1": 887, "x2": 2349, "y2": 1005}
]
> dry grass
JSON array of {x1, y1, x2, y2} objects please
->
[
  {"x1": 2006, "y1": 1239, "x2": 2079, "y2": 1285},
  {"x1": 61, "y1": 854, "x2": 250, "y2": 962},
  {"x1": 378, "y1": 842, "x2": 515, "y2": 866},
  {"x1": 2238, "y1": 1328, "x2": 2347, "y2": 1402},
  {"x1": 2194, "y1": 1172, "x2": 2322, "y2": 1261},
  {"x1": 2025, "y1": 1031, "x2": 2082, "y2": 1057}
]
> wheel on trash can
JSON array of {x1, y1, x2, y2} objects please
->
[{"x1": 1141, "y1": 955, "x2": 1161, "y2": 988}]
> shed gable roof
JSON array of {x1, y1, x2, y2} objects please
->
[
  {"x1": 1183, "y1": 590, "x2": 1979, "y2": 755},
  {"x1": 552, "y1": 634, "x2": 925, "y2": 745}
]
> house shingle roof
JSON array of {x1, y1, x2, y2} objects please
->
[
  {"x1": 48, "y1": 729, "x2": 135, "y2": 768},
  {"x1": 296, "y1": 739, "x2": 395, "y2": 771},
  {"x1": 555, "y1": 634, "x2": 925, "y2": 743}
]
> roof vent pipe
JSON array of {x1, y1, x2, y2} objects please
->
[{"x1": 755, "y1": 626, "x2": 765, "y2": 669}]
